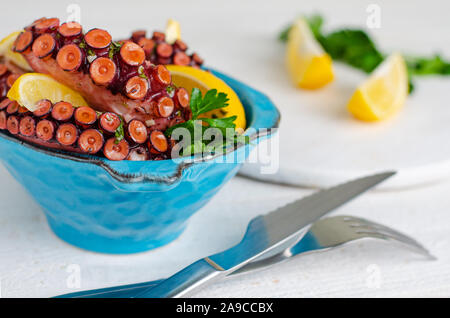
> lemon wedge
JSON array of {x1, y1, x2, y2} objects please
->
[
  {"x1": 0, "y1": 31, "x2": 33, "y2": 71},
  {"x1": 7, "y1": 73, "x2": 88, "y2": 111},
  {"x1": 165, "y1": 19, "x2": 181, "y2": 45},
  {"x1": 286, "y1": 18, "x2": 334, "y2": 89},
  {"x1": 347, "y1": 53, "x2": 408, "y2": 122},
  {"x1": 166, "y1": 65, "x2": 246, "y2": 130}
]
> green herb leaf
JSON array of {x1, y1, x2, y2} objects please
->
[
  {"x1": 198, "y1": 89, "x2": 229, "y2": 116},
  {"x1": 278, "y1": 25, "x2": 292, "y2": 43},
  {"x1": 305, "y1": 14, "x2": 324, "y2": 39},
  {"x1": 166, "y1": 85, "x2": 175, "y2": 95},
  {"x1": 279, "y1": 14, "x2": 450, "y2": 94},
  {"x1": 189, "y1": 88, "x2": 229, "y2": 119},
  {"x1": 278, "y1": 14, "x2": 323, "y2": 42},
  {"x1": 114, "y1": 119, "x2": 124, "y2": 144},
  {"x1": 165, "y1": 120, "x2": 192, "y2": 138},
  {"x1": 108, "y1": 41, "x2": 123, "y2": 59},
  {"x1": 278, "y1": 15, "x2": 384, "y2": 73},
  {"x1": 201, "y1": 116, "x2": 237, "y2": 135},
  {"x1": 165, "y1": 119, "x2": 205, "y2": 142},
  {"x1": 138, "y1": 65, "x2": 148, "y2": 79},
  {"x1": 318, "y1": 29, "x2": 384, "y2": 74},
  {"x1": 166, "y1": 89, "x2": 244, "y2": 157},
  {"x1": 183, "y1": 140, "x2": 206, "y2": 156},
  {"x1": 406, "y1": 55, "x2": 450, "y2": 76},
  {"x1": 188, "y1": 87, "x2": 202, "y2": 117}
]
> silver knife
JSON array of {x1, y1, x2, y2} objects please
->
[{"x1": 132, "y1": 171, "x2": 395, "y2": 298}]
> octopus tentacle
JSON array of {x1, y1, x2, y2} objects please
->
[
  {"x1": 127, "y1": 30, "x2": 204, "y2": 68},
  {"x1": 0, "y1": 63, "x2": 20, "y2": 100},
  {"x1": 14, "y1": 17, "x2": 192, "y2": 126},
  {"x1": 0, "y1": 17, "x2": 207, "y2": 161},
  {"x1": 0, "y1": 98, "x2": 183, "y2": 161}
]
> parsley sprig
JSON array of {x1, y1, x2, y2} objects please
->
[
  {"x1": 279, "y1": 14, "x2": 450, "y2": 93},
  {"x1": 166, "y1": 88, "x2": 247, "y2": 156},
  {"x1": 114, "y1": 118, "x2": 125, "y2": 144},
  {"x1": 108, "y1": 41, "x2": 123, "y2": 59}
]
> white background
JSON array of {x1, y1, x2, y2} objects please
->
[{"x1": 0, "y1": 0, "x2": 449, "y2": 297}]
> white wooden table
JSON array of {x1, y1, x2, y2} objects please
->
[{"x1": 1, "y1": 0, "x2": 450, "y2": 297}]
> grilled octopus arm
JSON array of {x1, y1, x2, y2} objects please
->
[{"x1": 12, "y1": 18, "x2": 191, "y2": 125}]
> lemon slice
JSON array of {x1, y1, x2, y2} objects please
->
[
  {"x1": 0, "y1": 31, "x2": 33, "y2": 71},
  {"x1": 347, "y1": 53, "x2": 408, "y2": 121},
  {"x1": 165, "y1": 19, "x2": 181, "y2": 45},
  {"x1": 286, "y1": 18, "x2": 334, "y2": 89},
  {"x1": 166, "y1": 65, "x2": 246, "y2": 130},
  {"x1": 7, "y1": 73, "x2": 88, "y2": 111}
]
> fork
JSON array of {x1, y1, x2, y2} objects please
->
[
  {"x1": 235, "y1": 215, "x2": 435, "y2": 275},
  {"x1": 57, "y1": 215, "x2": 434, "y2": 298}
]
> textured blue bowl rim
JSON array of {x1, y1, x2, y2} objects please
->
[{"x1": 0, "y1": 68, "x2": 280, "y2": 185}]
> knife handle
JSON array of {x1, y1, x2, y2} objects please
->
[{"x1": 133, "y1": 258, "x2": 226, "y2": 298}]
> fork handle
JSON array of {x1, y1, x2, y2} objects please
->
[{"x1": 132, "y1": 258, "x2": 226, "y2": 298}]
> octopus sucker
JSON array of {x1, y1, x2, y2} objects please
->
[
  {"x1": 13, "y1": 17, "x2": 192, "y2": 126},
  {"x1": 127, "y1": 30, "x2": 203, "y2": 68},
  {"x1": 0, "y1": 98, "x2": 177, "y2": 161},
  {"x1": 0, "y1": 17, "x2": 208, "y2": 161}
]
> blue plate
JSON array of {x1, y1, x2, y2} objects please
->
[{"x1": 0, "y1": 69, "x2": 280, "y2": 254}]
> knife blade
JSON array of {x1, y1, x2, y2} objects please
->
[{"x1": 131, "y1": 171, "x2": 395, "y2": 298}]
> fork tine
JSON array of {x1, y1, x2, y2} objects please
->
[
  {"x1": 359, "y1": 230, "x2": 436, "y2": 260},
  {"x1": 343, "y1": 216, "x2": 436, "y2": 260},
  {"x1": 345, "y1": 217, "x2": 425, "y2": 247},
  {"x1": 349, "y1": 222, "x2": 420, "y2": 247},
  {"x1": 366, "y1": 223, "x2": 427, "y2": 247},
  {"x1": 352, "y1": 228, "x2": 435, "y2": 259},
  {"x1": 354, "y1": 222, "x2": 427, "y2": 251}
]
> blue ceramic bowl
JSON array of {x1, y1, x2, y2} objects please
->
[{"x1": 0, "y1": 70, "x2": 280, "y2": 254}]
